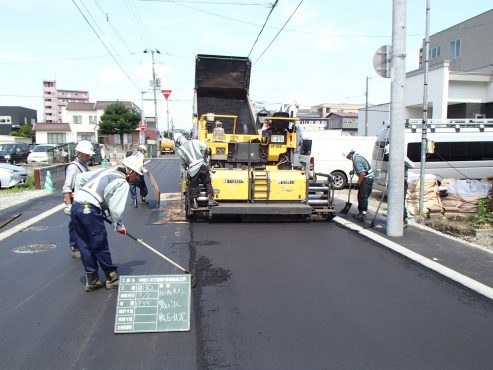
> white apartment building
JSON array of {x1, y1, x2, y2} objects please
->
[{"x1": 359, "y1": 9, "x2": 493, "y2": 135}]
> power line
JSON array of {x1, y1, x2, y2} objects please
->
[
  {"x1": 71, "y1": 0, "x2": 141, "y2": 91},
  {"x1": 253, "y1": 0, "x2": 304, "y2": 65},
  {"x1": 138, "y1": 0, "x2": 421, "y2": 39},
  {"x1": 247, "y1": 0, "x2": 278, "y2": 58},
  {"x1": 124, "y1": 0, "x2": 153, "y2": 47},
  {"x1": 92, "y1": 0, "x2": 135, "y2": 53},
  {"x1": 77, "y1": 0, "x2": 140, "y2": 83},
  {"x1": 139, "y1": 0, "x2": 272, "y2": 7},
  {"x1": 0, "y1": 52, "x2": 141, "y2": 65}
]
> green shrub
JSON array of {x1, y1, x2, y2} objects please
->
[
  {"x1": 1, "y1": 176, "x2": 35, "y2": 193},
  {"x1": 468, "y1": 199, "x2": 493, "y2": 229}
]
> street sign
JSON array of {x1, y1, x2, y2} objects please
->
[
  {"x1": 161, "y1": 89, "x2": 172, "y2": 100},
  {"x1": 373, "y1": 45, "x2": 392, "y2": 78},
  {"x1": 114, "y1": 274, "x2": 191, "y2": 333},
  {"x1": 140, "y1": 124, "x2": 146, "y2": 132}
]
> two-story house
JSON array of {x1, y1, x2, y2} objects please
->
[{"x1": 34, "y1": 100, "x2": 142, "y2": 145}]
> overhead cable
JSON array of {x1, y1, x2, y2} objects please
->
[
  {"x1": 71, "y1": 0, "x2": 141, "y2": 91},
  {"x1": 247, "y1": 0, "x2": 278, "y2": 58},
  {"x1": 253, "y1": 0, "x2": 304, "y2": 65}
]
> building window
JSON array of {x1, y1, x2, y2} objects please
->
[
  {"x1": 431, "y1": 45, "x2": 442, "y2": 59},
  {"x1": 77, "y1": 132, "x2": 95, "y2": 142},
  {"x1": 449, "y1": 39, "x2": 461, "y2": 59},
  {"x1": 47, "y1": 133, "x2": 66, "y2": 144},
  {"x1": 73, "y1": 115, "x2": 82, "y2": 124},
  {"x1": 89, "y1": 115, "x2": 98, "y2": 124}
]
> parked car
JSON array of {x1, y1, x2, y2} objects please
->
[
  {"x1": 88, "y1": 142, "x2": 102, "y2": 166},
  {"x1": 0, "y1": 163, "x2": 28, "y2": 188},
  {"x1": 0, "y1": 143, "x2": 30, "y2": 164},
  {"x1": 27, "y1": 144, "x2": 57, "y2": 164},
  {"x1": 160, "y1": 138, "x2": 175, "y2": 154}
]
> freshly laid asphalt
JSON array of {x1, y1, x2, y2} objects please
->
[
  {"x1": 1, "y1": 188, "x2": 492, "y2": 301},
  {"x1": 332, "y1": 197, "x2": 493, "y2": 299}
]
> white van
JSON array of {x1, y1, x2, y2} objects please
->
[
  {"x1": 294, "y1": 129, "x2": 377, "y2": 190},
  {"x1": 372, "y1": 119, "x2": 493, "y2": 191}
]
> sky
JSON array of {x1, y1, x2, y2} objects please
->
[{"x1": 0, "y1": 0, "x2": 491, "y2": 134}]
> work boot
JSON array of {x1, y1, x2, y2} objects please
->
[
  {"x1": 71, "y1": 247, "x2": 81, "y2": 259},
  {"x1": 208, "y1": 196, "x2": 219, "y2": 206},
  {"x1": 85, "y1": 272, "x2": 104, "y2": 292},
  {"x1": 132, "y1": 198, "x2": 138, "y2": 208},
  {"x1": 191, "y1": 198, "x2": 199, "y2": 209},
  {"x1": 141, "y1": 196, "x2": 147, "y2": 204},
  {"x1": 105, "y1": 270, "x2": 119, "y2": 290},
  {"x1": 353, "y1": 212, "x2": 366, "y2": 221}
]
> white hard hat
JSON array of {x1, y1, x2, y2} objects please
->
[
  {"x1": 138, "y1": 144, "x2": 147, "y2": 152},
  {"x1": 122, "y1": 155, "x2": 143, "y2": 175},
  {"x1": 174, "y1": 132, "x2": 188, "y2": 146},
  {"x1": 75, "y1": 140, "x2": 95, "y2": 155},
  {"x1": 344, "y1": 149, "x2": 355, "y2": 159}
]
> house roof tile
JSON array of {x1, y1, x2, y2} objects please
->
[{"x1": 33, "y1": 123, "x2": 71, "y2": 132}]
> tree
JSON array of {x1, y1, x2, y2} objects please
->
[
  {"x1": 98, "y1": 102, "x2": 141, "y2": 146},
  {"x1": 10, "y1": 124, "x2": 34, "y2": 139}
]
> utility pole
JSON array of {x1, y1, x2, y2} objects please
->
[
  {"x1": 143, "y1": 48, "x2": 160, "y2": 133},
  {"x1": 365, "y1": 76, "x2": 370, "y2": 136},
  {"x1": 387, "y1": 0, "x2": 407, "y2": 237},
  {"x1": 140, "y1": 91, "x2": 145, "y2": 145},
  {"x1": 419, "y1": 0, "x2": 431, "y2": 215}
]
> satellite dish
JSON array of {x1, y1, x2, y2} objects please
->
[{"x1": 373, "y1": 45, "x2": 392, "y2": 78}]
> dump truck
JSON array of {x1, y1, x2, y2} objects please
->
[{"x1": 182, "y1": 54, "x2": 335, "y2": 220}]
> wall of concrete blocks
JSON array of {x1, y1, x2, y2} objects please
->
[{"x1": 33, "y1": 164, "x2": 67, "y2": 190}]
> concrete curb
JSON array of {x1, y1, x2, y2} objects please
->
[{"x1": 333, "y1": 216, "x2": 493, "y2": 300}]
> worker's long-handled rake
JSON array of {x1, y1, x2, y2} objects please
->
[
  {"x1": 368, "y1": 182, "x2": 388, "y2": 228},
  {"x1": 104, "y1": 218, "x2": 197, "y2": 287}
]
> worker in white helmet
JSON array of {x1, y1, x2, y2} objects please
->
[
  {"x1": 62, "y1": 140, "x2": 94, "y2": 259},
  {"x1": 129, "y1": 144, "x2": 149, "y2": 208},
  {"x1": 71, "y1": 155, "x2": 143, "y2": 293},
  {"x1": 174, "y1": 132, "x2": 218, "y2": 209}
]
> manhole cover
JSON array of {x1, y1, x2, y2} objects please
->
[
  {"x1": 23, "y1": 226, "x2": 49, "y2": 232},
  {"x1": 13, "y1": 243, "x2": 57, "y2": 254}
]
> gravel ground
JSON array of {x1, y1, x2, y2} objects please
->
[
  {"x1": 334, "y1": 188, "x2": 493, "y2": 253},
  {"x1": 0, "y1": 189, "x2": 51, "y2": 211}
]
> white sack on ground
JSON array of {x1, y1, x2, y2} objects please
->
[{"x1": 441, "y1": 178, "x2": 492, "y2": 213}]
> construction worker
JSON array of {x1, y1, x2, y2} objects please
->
[
  {"x1": 174, "y1": 132, "x2": 218, "y2": 209},
  {"x1": 62, "y1": 140, "x2": 94, "y2": 259},
  {"x1": 346, "y1": 149, "x2": 373, "y2": 221},
  {"x1": 129, "y1": 144, "x2": 148, "y2": 208},
  {"x1": 71, "y1": 155, "x2": 143, "y2": 293}
]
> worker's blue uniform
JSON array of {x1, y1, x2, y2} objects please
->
[
  {"x1": 129, "y1": 150, "x2": 148, "y2": 201},
  {"x1": 71, "y1": 168, "x2": 129, "y2": 275},
  {"x1": 177, "y1": 139, "x2": 213, "y2": 199},
  {"x1": 352, "y1": 153, "x2": 374, "y2": 214},
  {"x1": 63, "y1": 158, "x2": 89, "y2": 253}
]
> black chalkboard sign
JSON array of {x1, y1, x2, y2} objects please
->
[{"x1": 114, "y1": 274, "x2": 191, "y2": 333}]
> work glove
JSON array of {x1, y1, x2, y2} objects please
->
[
  {"x1": 117, "y1": 225, "x2": 127, "y2": 236},
  {"x1": 64, "y1": 203, "x2": 72, "y2": 216}
]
